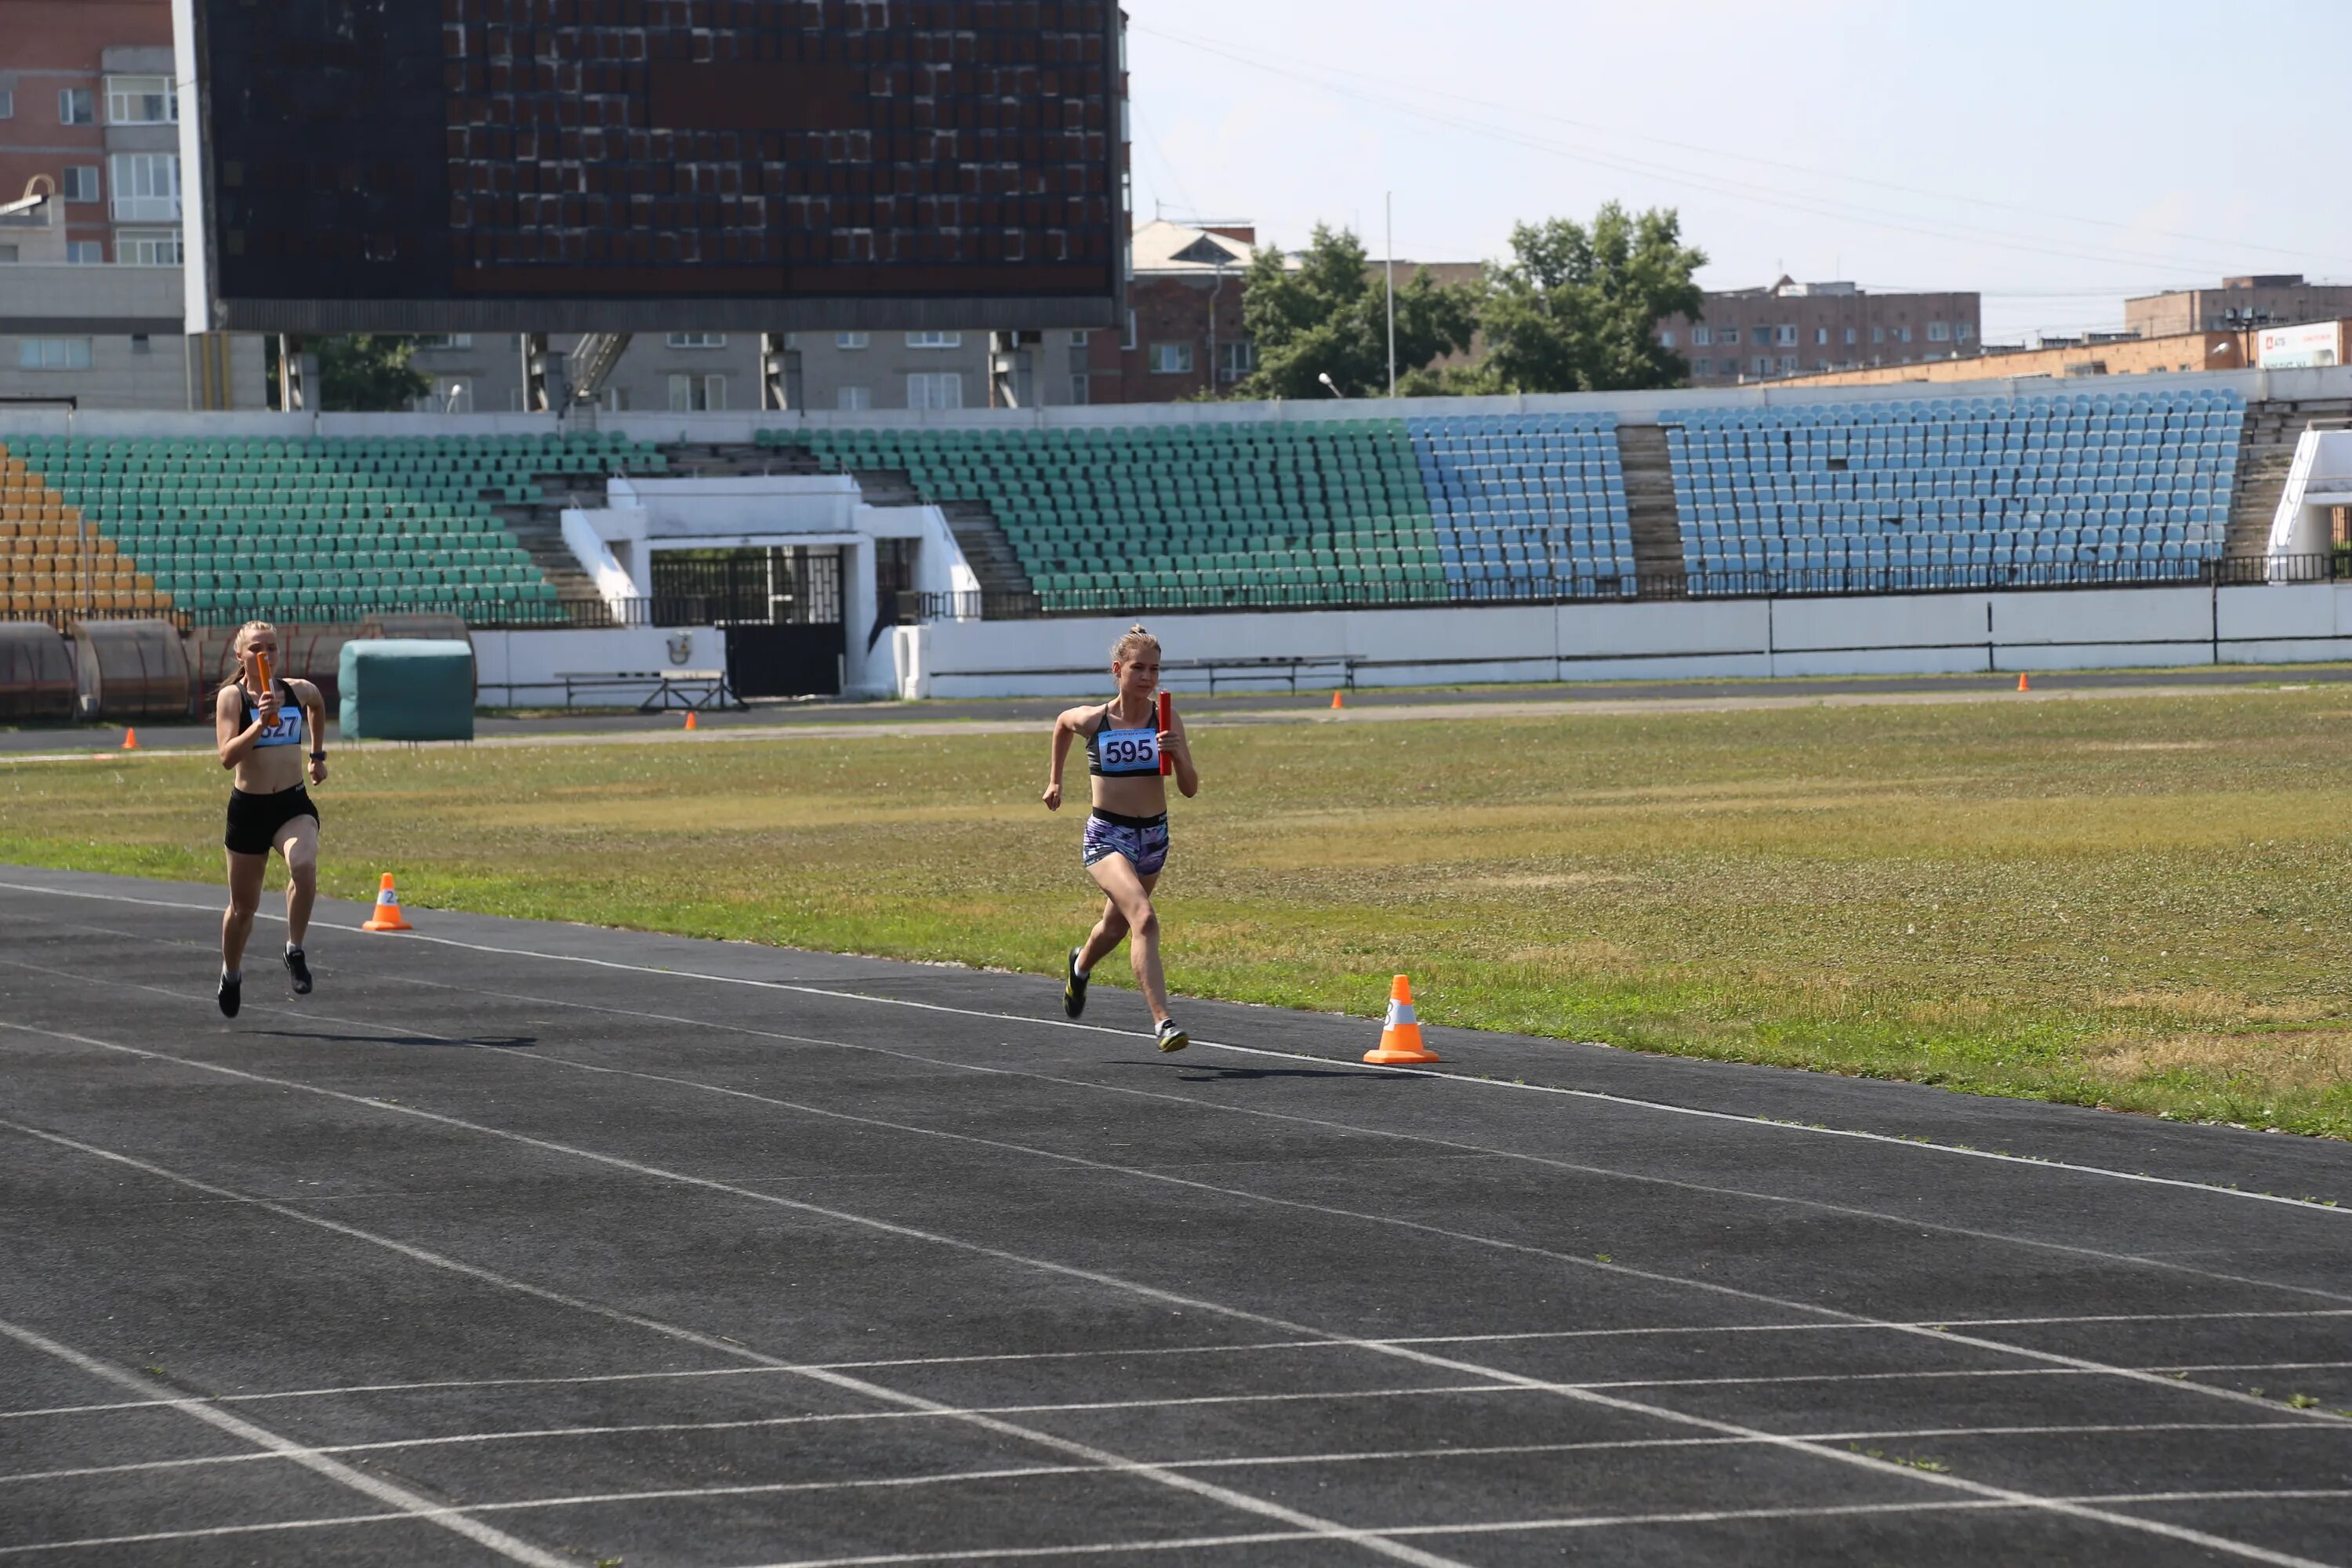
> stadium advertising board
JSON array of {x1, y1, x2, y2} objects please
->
[
  {"x1": 2256, "y1": 321, "x2": 2345, "y2": 369},
  {"x1": 177, "y1": 0, "x2": 1127, "y2": 335}
]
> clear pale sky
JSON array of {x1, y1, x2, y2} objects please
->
[{"x1": 1123, "y1": 0, "x2": 2352, "y2": 344}]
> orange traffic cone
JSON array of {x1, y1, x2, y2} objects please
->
[
  {"x1": 2016, "y1": 673, "x2": 2031, "y2": 692},
  {"x1": 1363, "y1": 975, "x2": 1441, "y2": 1065},
  {"x1": 361, "y1": 873, "x2": 413, "y2": 932},
  {"x1": 684, "y1": 710, "x2": 698, "y2": 731},
  {"x1": 121, "y1": 728, "x2": 138, "y2": 750},
  {"x1": 1330, "y1": 690, "x2": 1345, "y2": 710}
]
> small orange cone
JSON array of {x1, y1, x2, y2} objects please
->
[
  {"x1": 121, "y1": 728, "x2": 138, "y2": 750},
  {"x1": 684, "y1": 710, "x2": 698, "y2": 731},
  {"x1": 361, "y1": 873, "x2": 413, "y2": 932},
  {"x1": 2016, "y1": 673, "x2": 2031, "y2": 692},
  {"x1": 1363, "y1": 975, "x2": 1441, "y2": 1065},
  {"x1": 1330, "y1": 691, "x2": 1345, "y2": 710}
]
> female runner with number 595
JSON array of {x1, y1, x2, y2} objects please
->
[{"x1": 1043, "y1": 625, "x2": 1199, "y2": 1051}]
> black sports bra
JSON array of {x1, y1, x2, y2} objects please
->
[{"x1": 1085, "y1": 703, "x2": 1162, "y2": 778}]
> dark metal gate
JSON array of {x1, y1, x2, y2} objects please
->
[{"x1": 653, "y1": 547, "x2": 844, "y2": 698}]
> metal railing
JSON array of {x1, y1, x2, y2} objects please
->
[{"x1": 899, "y1": 554, "x2": 2351, "y2": 622}]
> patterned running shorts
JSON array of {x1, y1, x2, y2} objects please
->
[{"x1": 1081, "y1": 810, "x2": 1171, "y2": 877}]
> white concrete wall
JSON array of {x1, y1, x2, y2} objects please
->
[
  {"x1": 898, "y1": 583, "x2": 2352, "y2": 699},
  {"x1": 5, "y1": 363, "x2": 2348, "y2": 444},
  {"x1": 471, "y1": 626, "x2": 727, "y2": 708}
]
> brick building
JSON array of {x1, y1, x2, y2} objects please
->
[
  {"x1": 1066, "y1": 219, "x2": 1261, "y2": 403},
  {"x1": 0, "y1": 0, "x2": 264, "y2": 407},
  {"x1": 2126, "y1": 275, "x2": 2352, "y2": 339},
  {"x1": 1656, "y1": 278, "x2": 1984, "y2": 386}
]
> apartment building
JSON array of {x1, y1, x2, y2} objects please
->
[
  {"x1": 401, "y1": 329, "x2": 1091, "y2": 416},
  {"x1": 1656, "y1": 278, "x2": 1984, "y2": 387},
  {"x1": 2125, "y1": 275, "x2": 2352, "y2": 339},
  {"x1": 0, "y1": 0, "x2": 264, "y2": 408}
]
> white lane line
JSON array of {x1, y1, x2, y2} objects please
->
[
  {"x1": 0, "y1": 1134, "x2": 1475, "y2": 1567},
  {"x1": 0, "y1": 1035, "x2": 2336, "y2": 1568},
  {"x1": 11, "y1": 1308, "x2": 2347, "y2": 1425},
  {"x1": 369, "y1": 965, "x2": 2352, "y2": 1301},
  {"x1": 8, "y1": 1414, "x2": 2344, "y2": 1492},
  {"x1": 11, "y1": 932, "x2": 2343, "y2": 1330},
  {"x1": 729, "y1": 1491, "x2": 2352, "y2": 1568},
  {"x1": 13, "y1": 1007, "x2": 2350, "y2": 1430},
  {"x1": 0, "y1": 1316, "x2": 572, "y2": 1568},
  {"x1": 16, "y1": 921, "x2": 2335, "y2": 1318},
  {"x1": 5, "y1": 876, "x2": 2343, "y2": 1216}
]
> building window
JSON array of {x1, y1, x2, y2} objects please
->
[
  {"x1": 413, "y1": 333, "x2": 473, "y2": 351},
  {"x1": 1691, "y1": 326, "x2": 1711, "y2": 347},
  {"x1": 1927, "y1": 321, "x2": 1951, "y2": 342},
  {"x1": 1844, "y1": 326, "x2": 1857, "y2": 345},
  {"x1": 1070, "y1": 373, "x2": 1091, "y2": 405},
  {"x1": 1814, "y1": 326, "x2": 1829, "y2": 346},
  {"x1": 1218, "y1": 341, "x2": 1255, "y2": 381},
  {"x1": 1871, "y1": 326, "x2": 1885, "y2": 344},
  {"x1": 60, "y1": 166, "x2": 100, "y2": 203},
  {"x1": 59, "y1": 89, "x2": 94, "y2": 125},
  {"x1": 1659, "y1": 329, "x2": 1677, "y2": 350},
  {"x1": 835, "y1": 332, "x2": 869, "y2": 350},
  {"x1": 108, "y1": 153, "x2": 180, "y2": 222},
  {"x1": 666, "y1": 332, "x2": 726, "y2": 349},
  {"x1": 117, "y1": 229, "x2": 181, "y2": 266},
  {"x1": 1779, "y1": 354, "x2": 1798, "y2": 374},
  {"x1": 1692, "y1": 357, "x2": 1712, "y2": 376},
  {"x1": 905, "y1": 331, "x2": 961, "y2": 350},
  {"x1": 64, "y1": 241, "x2": 103, "y2": 264},
  {"x1": 1123, "y1": 309, "x2": 1138, "y2": 350},
  {"x1": 0, "y1": 89, "x2": 14, "y2": 119},
  {"x1": 837, "y1": 386, "x2": 872, "y2": 411},
  {"x1": 105, "y1": 75, "x2": 177, "y2": 125},
  {"x1": 906, "y1": 371, "x2": 964, "y2": 410},
  {"x1": 1956, "y1": 321, "x2": 1974, "y2": 342},
  {"x1": 130, "y1": 333, "x2": 152, "y2": 354},
  {"x1": 1070, "y1": 329, "x2": 1090, "y2": 347},
  {"x1": 1148, "y1": 342, "x2": 1194, "y2": 376},
  {"x1": 1774, "y1": 324, "x2": 1797, "y2": 346},
  {"x1": 1753, "y1": 355, "x2": 1772, "y2": 376},
  {"x1": 19, "y1": 338, "x2": 94, "y2": 370},
  {"x1": 1897, "y1": 325, "x2": 1913, "y2": 343},
  {"x1": 667, "y1": 373, "x2": 726, "y2": 411}
]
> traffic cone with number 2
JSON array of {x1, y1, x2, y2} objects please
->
[
  {"x1": 1363, "y1": 975, "x2": 1440, "y2": 1064},
  {"x1": 361, "y1": 873, "x2": 413, "y2": 933}
]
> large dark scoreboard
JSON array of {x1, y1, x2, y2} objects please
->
[{"x1": 187, "y1": 0, "x2": 1127, "y2": 332}]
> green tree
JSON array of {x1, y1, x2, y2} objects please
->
[
  {"x1": 1236, "y1": 224, "x2": 1481, "y2": 401},
  {"x1": 1461, "y1": 203, "x2": 1707, "y2": 394},
  {"x1": 267, "y1": 336, "x2": 433, "y2": 412}
]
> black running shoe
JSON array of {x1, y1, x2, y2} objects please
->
[
  {"x1": 1063, "y1": 947, "x2": 1090, "y2": 1018},
  {"x1": 1154, "y1": 1018, "x2": 1189, "y2": 1054},
  {"x1": 216, "y1": 971, "x2": 242, "y2": 1018},
  {"x1": 283, "y1": 946, "x2": 313, "y2": 996}
]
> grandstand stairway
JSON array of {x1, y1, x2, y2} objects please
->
[
  {"x1": 1615, "y1": 423, "x2": 1687, "y2": 593},
  {"x1": 2227, "y1": 397, "x2": 2352, "y2": 557},
  {"x1": 938, "y1": 499, "x2": 1036, "y2": 601}
]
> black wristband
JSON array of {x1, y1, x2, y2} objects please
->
[{"x1": 309, "y1": 750, "x2": 326, "y2": 760}]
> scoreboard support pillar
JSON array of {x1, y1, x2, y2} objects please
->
[
  {"x1": 989, "y1": 331, "x2": 1040, "y2": 409},
  {"x1": 760, "y1": 334, "x2": 800, "y2": 412},
  {"x1": 274, "y1": 335, "x2": 307, "y2": 412},
  {"x1": 520, "y1": 333, "x2": 554, "y2": 414}
]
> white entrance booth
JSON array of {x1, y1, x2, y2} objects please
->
[
  {"x1": 2267, "y1": 425, "x2": 2352, "y2": 575},
  {"x1": 561, "y1": 474, "x2": 978, "y2": 697}
]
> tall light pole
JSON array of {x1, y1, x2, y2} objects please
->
[{"x1": 1385, "y1": 191, "x2": 1398, "y2": 398}]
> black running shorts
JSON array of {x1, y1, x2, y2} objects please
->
[{"x1": 224, "y1": 786, "x2": 319, "y2": 856}]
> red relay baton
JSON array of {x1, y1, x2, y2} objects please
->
[{"x1": 1157, "y1": 691, "x2": 1174, "y2": 775}]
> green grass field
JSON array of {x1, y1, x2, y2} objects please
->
[{"x1": 6, "y1": 688, "x2": 2350, "y2": 1138}]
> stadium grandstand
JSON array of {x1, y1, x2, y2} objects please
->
[
  {"x1": 0, "y1": 430, "x2": 667, "y2": 627},
  {"x1": 0, "y1": 375, "x2": 2339, "y2": 660}
]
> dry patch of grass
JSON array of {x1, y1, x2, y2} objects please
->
[{"x1": 6, "y1": 687, "x2": 2352, "y2": 1136}]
